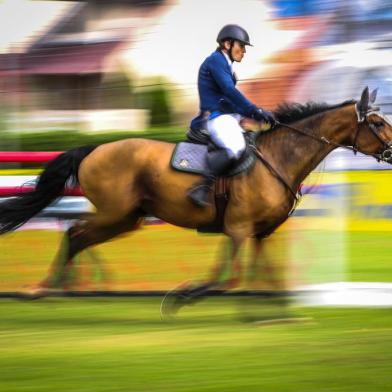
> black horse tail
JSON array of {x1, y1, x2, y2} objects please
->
[{"x1": 0, "y1": 145, "x2": 97, "y2": 234}]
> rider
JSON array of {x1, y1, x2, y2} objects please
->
[{"x1": 188, "y1": 24, "x2": 276, "y2": 208}]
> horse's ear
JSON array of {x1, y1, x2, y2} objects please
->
[
  {"x1": 370, "y1": 88, "x2": 378, "y2": 104},
  {"x1": 357, "y1": 86, "x2": 370, "y2": 113}
]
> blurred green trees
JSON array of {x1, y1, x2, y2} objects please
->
[
  {"x1": 135, "y1": 79, "x2": 173, "y2": 127},
  {"x1": 0, "y1": 127, "x2": 185, "y2": 152}
]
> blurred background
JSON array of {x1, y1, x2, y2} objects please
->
[
  {"x1": 0, "y1": 0, "x2": 392, "y2": 304},
  {"x1": 2, "y1": 2, "x2": 392, "y2": 392}
]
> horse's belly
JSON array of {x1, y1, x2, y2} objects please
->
[{"x1": 141, "y1": 199, "x2": 216, "y2": 229}]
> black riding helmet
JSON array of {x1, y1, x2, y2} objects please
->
[{"x1": 216, "y1": 24, "x2": 252, "y2": 46}]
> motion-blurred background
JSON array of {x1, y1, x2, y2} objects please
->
[
  {"x1": 0, "y1": 0, "x2": 392, "y2": 303},
  {"x1": 2, "y1": 2, "x2": 392, "y2": 392}
]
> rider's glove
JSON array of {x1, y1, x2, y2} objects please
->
[{"x1": 252, "y1": 108, "x2": 277, "y2": 128}]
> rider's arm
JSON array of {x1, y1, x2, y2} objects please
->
[{"x1": 208, "y1": 54, "x2": 258, "y2": 117}]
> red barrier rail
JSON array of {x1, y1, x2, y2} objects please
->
[
  {"x1": 0, "y1": 186, "x2": 83, "y2": 197},
  {"x1": 0, "y1": 151, "x2": 62, "y2": 163},
  {"x1": 0, "y1": 151, "x2": 82, "y2": 196},
  {"x1": 0, "y1": 152, "x2": 166, "y2": 225}
]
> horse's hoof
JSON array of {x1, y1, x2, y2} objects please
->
[
  {"x1": 160, "y1": 294, "x2": 180, "y2": 321},
  {"x1": 160, "y1": 281, "x2": 196, "y2": 321},
  {"x1": 18, "y1": 285, "x2": 63, "y2": 300}
]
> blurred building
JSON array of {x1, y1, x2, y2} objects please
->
[
  {"x1": 0, "y1": 0, "x2": 392, "y2": 130},
  {"x1": 0, "y1": 0, "x2": 166, "y2": 131},
  {"x1": 244, "y1": 0, "x2": 392, "y2": 108}
]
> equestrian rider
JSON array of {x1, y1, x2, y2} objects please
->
[{"x1": 188, "y1": 24, "x2": 276, "y2": 208}]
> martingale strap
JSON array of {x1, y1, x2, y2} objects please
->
[{"x1": 250, "y1": 145, "x2": 300, "y2": 202}]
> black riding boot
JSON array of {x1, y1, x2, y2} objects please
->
[{"x1": 188, "y1": 149, "x2": 235, "y2": 208}]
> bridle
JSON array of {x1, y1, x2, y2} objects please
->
[
  {"x1": 353, "y1": 106, "x2": 392, "y2": 162},
  {"x1": 251, "y1": 102, "x2": 392, "y2": 204},
  {"x1": 277, "y1": 106, "x2": 392, "y2": 163}
]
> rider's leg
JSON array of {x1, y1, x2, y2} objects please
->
[
  {"x1": 188, "y1": 114, "x2": 245, "y2": 208},
  {"x1": 188, "y1": 149, "x2": 233, "y2": 207}
]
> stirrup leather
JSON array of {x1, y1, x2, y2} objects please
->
[{"x1": 188, "y1": 183, "x2": 213, "y2": 208}]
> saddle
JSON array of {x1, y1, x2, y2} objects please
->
[
  {"x1": 170, "y1": 128, "x2": 257, "y2": 233},
  {"x1": 171, "y1": 129, "x2": 257, "y2": 177}
]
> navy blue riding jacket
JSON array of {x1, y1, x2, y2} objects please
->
[{"x1": 190, "y1": 50, "x2": 258, "y2": 130}]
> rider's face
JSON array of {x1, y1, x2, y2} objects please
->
[
  {"x1": 231, "y1": 41, "x2": 246, "y2": 62},
  {"x1": 223, "y1": 40, "x2": 246, "y2": 62}
]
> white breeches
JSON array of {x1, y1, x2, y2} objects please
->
[{"x1": 207, "y1": 114, "x2": 246, "y2": 159}]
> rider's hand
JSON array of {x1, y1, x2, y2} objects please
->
[{"x1": 252, "y1": 108, "x2": 276, "y2": 128}]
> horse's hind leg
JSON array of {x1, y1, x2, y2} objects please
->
[{"x1": 34, "y1": 211, "x2": 143, "y2": 292}]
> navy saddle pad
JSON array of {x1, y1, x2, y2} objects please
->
[{"x1": 171, "y1": 142, "x2": 256, "y2": 177}]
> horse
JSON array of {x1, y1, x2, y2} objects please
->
[{"x1": 1, "y1": 87, "x2": 391, "y2": 313}]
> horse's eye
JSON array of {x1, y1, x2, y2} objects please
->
[{"x1": 374, "y1": 122, "x2": 384, "y2": 128}]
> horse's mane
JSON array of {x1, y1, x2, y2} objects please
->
[
  {"x1": 256, "y1": 98, "x2": 358, "y2": 150},
  {"x1": 273, "y1": 99, "x2": 356, "y2": 124}
]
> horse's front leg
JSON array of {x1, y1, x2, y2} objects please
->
[
  {"x1": 207, "y1": 236, "x2": 244, "y2": 290},
  {"x1": 240, "y1": 234, "x2": 292, "y2": 322},
  {"x1": 160, "y1": 234, "x2": 246, "y2": 319},
  {"x1": 186, "y1": 234, "x2": 245, "y2": 294},
  {"x1": 247, "y1": 234, "x2": 273, "y2": 288},
  {"x1": 248, "y1": 234, "x2": 287, "y2": 291}
]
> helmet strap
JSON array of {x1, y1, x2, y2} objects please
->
[{"x1": 228, "y1": 39, "x2": 235, "y2": 62}]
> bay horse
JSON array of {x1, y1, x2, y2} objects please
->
[{"x1": 1, "y1": 87, "x2": 392, "y2": 311}]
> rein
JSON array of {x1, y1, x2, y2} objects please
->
[
  {"x1": 276, "y1": 113, "x2": 392, "y2": 162},
  {"x1": 251, "y1": 108, "x2": 392, "y2": 204}
]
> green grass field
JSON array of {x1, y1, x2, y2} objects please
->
[
  {"x1": 1, "y1": 227, "x2": 392, "y2": 391},
  {"x1": 1, "y1": 298, "x2": 392, "y2": 392}
]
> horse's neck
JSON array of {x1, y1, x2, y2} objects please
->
[{"x1": 256, "y1": 105, "x2": 356, "y2": 191}]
